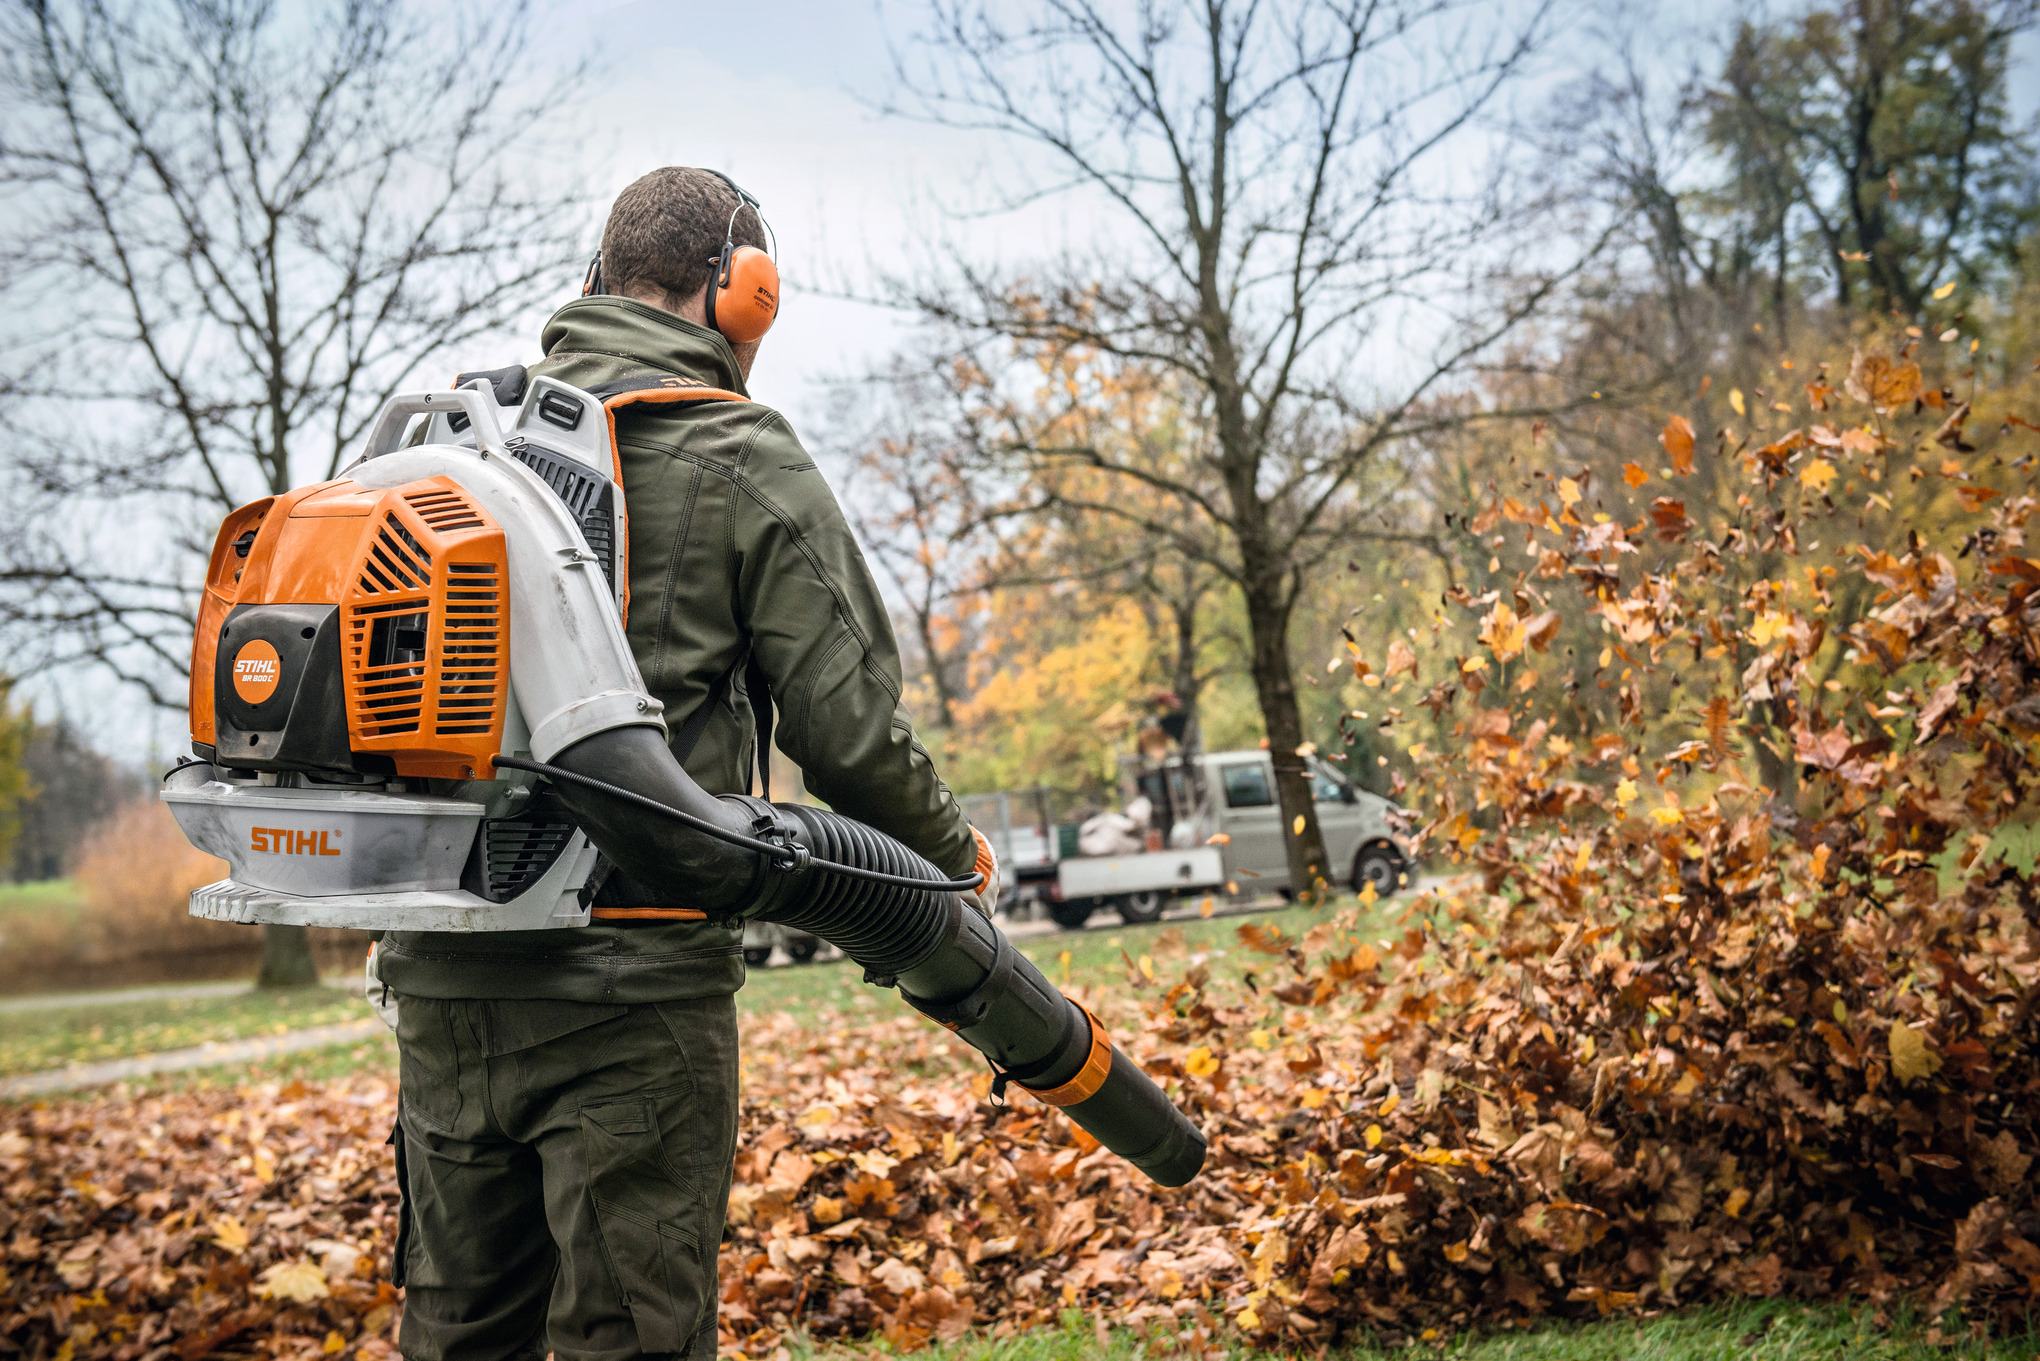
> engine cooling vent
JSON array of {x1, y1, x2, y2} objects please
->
[
  {"x1": 359, "y1": 514, "x2": 432, "y2": 595},
  {"x1": 436, "y1": 563, "x2": 502, "y2": 736},
  {"x1": 338, "y1": 476, "x2": 510, "y2": 777},
  {"x1": 511, "y1": 445, "x2": 616, "y2": 590},
  {"x1": 483, "y1": 814, "x2": 574, "y2": 900}
]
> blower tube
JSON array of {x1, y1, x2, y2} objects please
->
[{"x1": 527, "y1": 727, "x2": 1207, "y2": 1187}]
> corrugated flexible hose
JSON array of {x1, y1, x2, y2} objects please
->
[{"x1": 511, "y1": 729, "x2": 1207, "y2": 1187}]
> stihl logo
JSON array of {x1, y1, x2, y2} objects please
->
[
  {"x1": 251, "y1": 827, "x2": 342, "y2": 856},
  {"x1": 232, "y1": 639, "x2": 283, "y2": 704}
]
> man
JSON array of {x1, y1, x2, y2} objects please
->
[{"x1": 373, "y1": 167, "x2": 992, "y2": 1361}]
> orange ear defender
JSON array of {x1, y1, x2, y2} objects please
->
[{"x1": 703, "y1": 170, "x2": 779, "y2": 344}]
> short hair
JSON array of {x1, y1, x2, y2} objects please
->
[{"x1": 600, "y1": 167, "x2": 766, "y2": 309}]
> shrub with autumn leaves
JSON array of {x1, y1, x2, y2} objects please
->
[{"x1": 3, "y1": 331, "x2": 2038, "y2": 1356}]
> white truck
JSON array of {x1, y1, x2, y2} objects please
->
[{"x1": 971, "y1": 751, "x2": 1414, "y2": 930}]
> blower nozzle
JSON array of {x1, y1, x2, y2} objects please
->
[{"x1": 536, "y1": 727, "x2": 1207, "y2": 1187}]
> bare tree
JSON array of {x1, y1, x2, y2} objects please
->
[
  {"x1": 883, "y1": 0, "x2": 1607, "y2": 899},
  {"x1": 0, "y1": 0, "x2": 588, "y2": 983}
]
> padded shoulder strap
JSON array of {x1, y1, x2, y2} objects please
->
[
  {"x1": 453, "y1": 364, "x2": 529, "y2": 405},
  {"x1": 584, "y1": 374, "x2": 751, "y2": 630}
]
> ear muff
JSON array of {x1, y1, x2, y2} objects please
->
[{"x1": 708, "y1": 244, "x2": 779, "y2": 344}]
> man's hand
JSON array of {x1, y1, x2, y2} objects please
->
[{"x1": 962, "y1": 825, "x2": 1001, "y2": 917}]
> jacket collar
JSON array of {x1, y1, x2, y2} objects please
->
[{"x1": 539, "y1": 296, "x2": 750, "y2": 397}]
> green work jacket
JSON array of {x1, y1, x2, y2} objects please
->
[{"x1": 377, "y1": 297, "x2": 973, "y2": 1002}]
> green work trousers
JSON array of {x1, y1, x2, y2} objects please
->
[{"x1": 390, "y1": 994, "x2": 738, "y2": 1361}]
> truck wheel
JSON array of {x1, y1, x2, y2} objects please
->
[
  {"x1": 1049, "y1": 899, "x2": 1095, "y2": 930},
  {"x1": 742, "y1": 946, "x2": 773, "y2": 967},
  {"x1": 786, "y1": 936, "x2": 819, "y2": 964},
  {"x1": 1354, "y1": 845, "x2": 1404, "y2": 900},
  {"x1": 1115, "y1": 890, "x2": 1167, "y2": 924}
]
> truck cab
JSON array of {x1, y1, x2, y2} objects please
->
[{"x1": 1190, "y1": 750, "x2": 1412, "y2": 899}]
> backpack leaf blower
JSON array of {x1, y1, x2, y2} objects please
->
[{"x1": 163, "y1": 374, "x2": 1206, "y2": 1188}]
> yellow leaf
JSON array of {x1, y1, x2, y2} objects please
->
[
  {"x1": 1724, "y1": 1186, "x2": 1751, "y2": 1218},
  {"x1": 257, "y1": 1260, "x2": 330, "y2": 1303},
  {"x1": 1801, "y1": 459, "x2": 1837, "y2": 493},
  {"x1": 1444, "y1": 1240, "x2": 1470, "y2": 1264},
  {"x1": 323, "y1": 1332, "x2": 347, "y2": 1355},
  {"x1": 1237, "y1": 1306, "x2": 1262, "y2": 1332},
  {"x1": 1615, "y1": 779, "x2": 1638, "y2": 808},
  {"x1": 1729, "y1": 388, "x2": 1746, "y2": 416},
  {"x1": 1358, "y1": 880, "x2": 1378, "y2": 906},
  {"x1": 1200, "y1": 896, "x2": 1216, "y2": 918},
  {"x1": 1364, "y1": 1124, "x2": 1383, "y2": 1149},
  {"x1": 1138, "y1": 954, "x2": 1154, "y2": 981},
  {"x1": 210, "y1": 1217, "x2": 249, "y2": 1254},
  {"x1": 1378, "y1": 1090, "x2": 1401, "y2": 1117},
  {"x1": 1480, "y1": 602, "x2": 1528, "y2": 661},
  {"x1": 252, "y1": 1146, "x2": 276, "y2": 1184},
  {"x1": 1889, "y1": 1021, "x2": 1942, "y2": 1083},
  {"x1": 1462, "y1": 655, "x2": 1488, "y2": 673},
  {"x1": 1749, "y1": 611, "x2": 1791, "y2": 647},
  {"x1": 796, "y1": 1102, "x2": 839, "y2": 1132},
  {"x1": 1650, "y1": 805, "x2": 1684, "y2": 827},
  {"x1": 1250, "y1": 1028, "x2": 1274, "y2": 1050},
  {"x1": 1185, "y1": 1047, "x2": 1220, "y2": 1079},
  {"x1": 1558, "y1": 477, "x2": 1582, "y2": 506},
  {"x1": 1292, "y1": 815, "x2": 1306, "y2": 836},
  {"x1": 1933, "y1": 280, "x2": 1957, "y2": 300}
]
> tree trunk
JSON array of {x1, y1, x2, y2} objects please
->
[
  {"x1": 1240, "y1": 569, "x2": 1331, "y2": 904},
  {"x1": 257, "y1": 923, "x2": 320, "y2": 988}
]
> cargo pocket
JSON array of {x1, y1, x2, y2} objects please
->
[
  {"x1": 580, "y1": 1093, "x2": 710, "y2": 1354},
  {"x1": 386, "y1": 1120, "x2": 412, "y2": 1289},
  {"x1": 395, "y1": 1003, "x2": 463, "y2": 1132}
]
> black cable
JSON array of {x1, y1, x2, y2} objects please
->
[{"x1": 492, "y1": 755, "x2": 985, "y2": 894}]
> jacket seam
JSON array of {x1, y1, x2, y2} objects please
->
[
  {"x1": 800, "y1": 631, "x2": 857, "y2": 758},
  {"x1": 648, "y1": 458, "x2": 706, "y2": 693}
]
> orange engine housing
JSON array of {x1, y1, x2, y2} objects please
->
[{"x1": 191, "y1": 475, "x2": 510, "y2": 780}]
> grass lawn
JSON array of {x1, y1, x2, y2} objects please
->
[
  {"x1": 0, "y1": 877, "x2": 86, "y2": 922},
  {"x1": 0, "y1": 982, "x2": 375, "y2": 1075},
  {"x1": 793, "y1": 1305, "x2": 2037, "y2": 1359},
  {"x1": 0, "y1": 893, "x2": 1357, "y2": 1083}
]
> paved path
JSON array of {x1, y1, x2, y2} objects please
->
[{"x1": 0, "y1": 1018, "x2": 387, "y2": 1100}]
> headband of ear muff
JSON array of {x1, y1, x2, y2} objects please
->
[{"x1": 703, "y1": 170, "x2": 779, "y2": 345}]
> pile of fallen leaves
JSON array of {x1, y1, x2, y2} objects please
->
[{"x1": 6, "y1": 332, "x2": 2040, "y2": 1356}]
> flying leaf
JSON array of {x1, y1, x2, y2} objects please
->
[
  {"x1": 1659, "y1": 416, "x2": 1696, "y2": 475},
  {"x1": 1728, "y1": 388, "x2": 1746, "y2": 417},
  {"x1": 1184, "y1": 1047, "x2": 1220, "y2": 1079},
  {"x1": 1800, "y1": 459, "x2": 1837, "y2": 493},
  {"x1": 1292, "y1": 815, "x2": 1306, "y2": 836},
  {"x1": 1932, "y1": 281, "x2": 1957, "y2": 300},
  {"x1": 1621, "y1": 462, "x2": 1649, "y2": 488}
]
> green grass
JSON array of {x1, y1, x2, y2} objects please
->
[
  {"x1": 0, "y1": 983, "x2": 374, "y2": 1075},
  {"x1": 795, "y1": 1304, "x2": 2038, "y2": 1360},
  {"x1": 0, "y1": 894, "x2": 1384, "y2": 1083},
  {"x1": 734, "y1": 896, "x2": 1377, "y2": 1026},
  {"x1": 0, "y1": 878, "x2": 85, "y2": 921}
]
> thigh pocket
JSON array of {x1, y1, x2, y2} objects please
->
[
  {"x1": 395, "y1": 1003, "x2": 463, "y2": 1132},
  {"x1": 580, "y1": 1095, "x2": 712, "y2": 1354}
]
